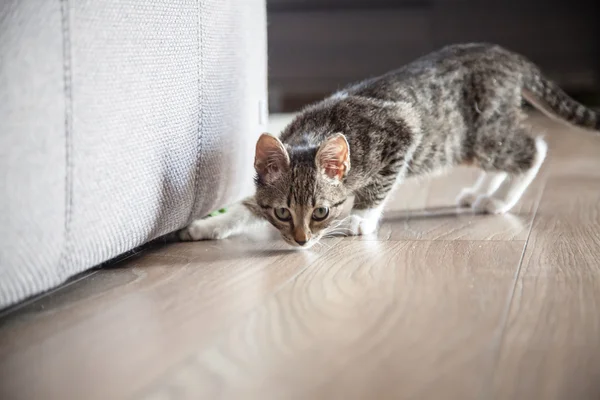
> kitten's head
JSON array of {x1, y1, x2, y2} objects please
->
[{"x1": 253, "y1": 133, "x2": 351, "y2": 248}]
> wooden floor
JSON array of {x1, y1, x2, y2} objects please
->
[{"x1": 1, "y1": 114, "x2": 600, "y2": 400}]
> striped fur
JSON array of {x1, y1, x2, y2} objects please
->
[{"x1": 181, "y1": 43, "x2": 598, "y2": 247}]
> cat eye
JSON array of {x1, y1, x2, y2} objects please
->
[
  {"x1": 312, "y1": 207, "x2": 329, "y2": 221},
  {"x1": 274, "y1": 207, "x2": 292, "y2": 221}
]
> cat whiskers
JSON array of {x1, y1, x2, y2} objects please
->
[
  {"x1": 322, "y1": 216, "x2": 356, "y2": 238},
  {"x1": 312, "y1": 240, "x2": 332, "y2": 251},
  {"x1": 322, "y1": 228, "x2": 354, "y2": 238}
]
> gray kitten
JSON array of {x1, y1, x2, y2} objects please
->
[{"x1": 179, "y1": 43, "x2": 599, "y2": 248}]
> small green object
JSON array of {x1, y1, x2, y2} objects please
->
[{"x1": 206, "y1": 208, "x2": 227, "y2": 218}]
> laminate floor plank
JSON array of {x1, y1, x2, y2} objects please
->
[
  {"x1": 0, "y1": 232, "x2": 339, "y2": 400},
  {"x1": 138, "y1": 240, "x2": 525, "y2": 400},
  {"x1": 489, "y1": 176, "x2": 600, "y2": 400}
]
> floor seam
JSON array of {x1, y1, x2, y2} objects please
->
[
  {"x1": 479, "y1": 176, "x2": 548, "y2": 399},
  {"x1": 351, "y1": 238, "x2": 528, "y2": 243}
]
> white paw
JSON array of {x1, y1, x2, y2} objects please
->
[
  {"x1": 472, "y1": 195, "x2": 510, "y2": 215},
  {"x1": 178, "y1": 218, "x2": 232, "y2": 241},
  {"x1": 456, "y1": 188, "x2": 479, "y2": 207},
  {"x1": 347, "y1": 214, "x2": 379, "y2": 236}
]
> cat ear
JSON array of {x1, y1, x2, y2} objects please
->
[
  {"x1": 316, "y1": 133, "x2": 351, "y2": 181},
  {"x1": 254, "y1": 133, "x2": 290, "y2": 183}
]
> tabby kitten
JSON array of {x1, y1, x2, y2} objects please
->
[{"x1": 179, "y1": 43, "x2": 599, "y2": 248}]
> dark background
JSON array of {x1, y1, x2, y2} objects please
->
[{"x1": 267, "y1": 0, "x2": 599, "y2": 113}]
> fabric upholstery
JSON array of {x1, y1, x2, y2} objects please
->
[{"x1": 0, "y1": 0, "x2": 268, "y2": 308}]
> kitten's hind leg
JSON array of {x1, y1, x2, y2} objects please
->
[
  {"x1": 456, "y1": 171, "x2": 507, "y2": 207},
  {"x1": 178, "y1": 197, "x2": 264, "y2": 241},
  {"x1": 473, "y1": 136, "x2": 547, "y2": 214}
]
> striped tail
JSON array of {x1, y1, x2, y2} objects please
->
[{"x1": 522, "y1": 70, "x2": 599, "y2": 131}]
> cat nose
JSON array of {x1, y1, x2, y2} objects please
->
[{"x1": 293, "y1": 228, "x2": 310, "y2": 246}]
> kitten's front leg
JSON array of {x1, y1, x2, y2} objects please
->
[
  {"x1": 341, "y1": 181, "x2": 392, "y2": 236},
  {"x1": 344, "y1": 206, "x2": 385, "y2": 236},
  {"x1": 178, "y1": 197, "x2": 264, "y2": 241}
]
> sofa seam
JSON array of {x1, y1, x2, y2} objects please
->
[
  {"x1": 58, "y1": 0, "x2": 74, "y2": 275},
  {"x1": 187, "y1": 0, "x2": 204, "y2": 224}
]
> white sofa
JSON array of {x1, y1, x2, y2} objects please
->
[{"x1": 0, "y1": 0, "x2": 268, "y2": 308}]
